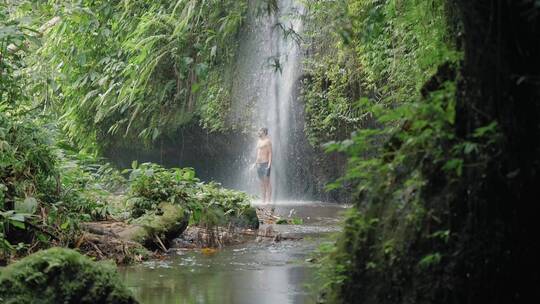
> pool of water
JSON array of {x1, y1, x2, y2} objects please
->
[{"x1": 118, "y1": 201, "x2": 347, "y2": 304}]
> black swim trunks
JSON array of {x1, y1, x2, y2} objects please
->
[{"x1": 256, "y1": 162, "x2": 271, "y2": 179}]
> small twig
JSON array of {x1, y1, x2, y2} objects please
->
[
  {"x1": 154, "y1": 234, "x2": 168, "y2": 252},
  {"x1": 74, "y1": 234, "x2": 85, "y2": 249},
  {"x1": 216, "y1": 226, "x2": 223, "y2": 248},
  {"x1": 27, "y1": 239, "x2": 40, "y2": 254},
  {"x1": 88, "y1": 241, "x2": 104, "y2": 259}
]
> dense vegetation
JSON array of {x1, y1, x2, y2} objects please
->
[
  {"x1": 2, "y1": 0, "x2": 539, "y2": 303},
  {"x1": 126, "y1": 162, "x2": 257, "y2": 228},
  {"x1": 302, "y1": 0, "x2": 462, "y2": 299},
  {"x1": 304, "y1": 0, "x2": 539, "y2": 303},
  {"x1": 0, "y1": 1, "x2": 255, "y2": 264},
  {"x1": 19, "y1": 0, "x2": 250, "y2": 149}
]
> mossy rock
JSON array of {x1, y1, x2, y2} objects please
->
[
  {"x1": 121, "y1": 203, "x2": 189, "y2": 245},
  {"x1": 230, "y1": 206, "x2": 259, "y2": 229},
  {"x1": 0, "y1": 247, "x2": 137, "y2": 304}
]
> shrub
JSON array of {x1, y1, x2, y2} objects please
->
[
  {"x1": 0, "y1": 247, "x2": 137, "y2": 304},
  {"x1": 126, "y1": 162, "x2": 257, "y2": 229}
]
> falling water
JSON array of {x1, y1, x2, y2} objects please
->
[{"x1": 230, "y1": 0, "x2": 304, "y2": 202}]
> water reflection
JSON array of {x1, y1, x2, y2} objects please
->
[
  {"x1": 118, "y1": 203, "x2": 346, "y2": 304},
  {"x1": 121, "y1": 241, "x2": 321, "y2": 304}
]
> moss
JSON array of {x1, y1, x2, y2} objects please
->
[
  {"x1": 0, "y1": 247, "x2": 137, "y2": 304},
  {"x1": 121, "y1": 203, "x2": 189, "y2": 244},
  {"x1": 231, "y1": 206, "x2": 259, "y2": 229}
]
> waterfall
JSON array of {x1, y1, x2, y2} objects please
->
[{"x1": 229, "y1": 0, "x2": 304, "y2": 202}]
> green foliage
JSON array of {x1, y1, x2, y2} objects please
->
[
  {"x1": 418, "y1": 252, "x2": 442, "y2": 269},
  {"x1": 2, "y1": 0, "x2": 258, "y2": 262},
  {"x1": 126, "y1": 162, "x2": 257, "y2": 229},
  {"x1": 0, "y1": 109, "x2": 129, "y2": 260},
  {"x1": 0, "y1": 210, "x2": 29, "y2": 253},
  {"x1": 311, "y1": 0, "x2": 505, "y2": 300},
  {"x1": 0, "y1": 111, "x2": 58, "y2": 258},
  {"x1": 304, "y1": 0, "x2": 489, "y2": 302},
  {"x1": 276, "y1": 217, "x2": 303, "y2": 225},
  {"x1": 127, "y1": 162, "x2": 198, "y2": 218},
  {"x1": 276, "y1": 218, "x2": 288, "y2": 224},
  {"x1": 302, "y1": 0, "x2": 461, "y2": 146},
  {"x1": 50, "y1": 148, "x2": 127, "y2": 235},
  {"x1": 0, "y1": 247, "x2": 137, "y2": 304},
  {"x1": 29, "y1": 0, "x2": 249, "y2": 148},
  {"x1": 0, "y1": 3, "x2": 31, "y2": 112},
  {"x1": 302, "y1": 0, "x2": 364, "y2": 145},
  {"x1": 0, "y1": 112, "x2": 58, "y2": 207}
]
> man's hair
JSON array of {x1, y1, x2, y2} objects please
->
[{"x1": 259, "y1": 127, "x2": 268, "y2": 135}]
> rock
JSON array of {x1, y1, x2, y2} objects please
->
[
  {"x1": 0, "y1": 247, "x2": 137, "y2": 304},
  {"x1": 261, "y1": 225, "x2": 274, "y2": 237},
  {"x1": 170, "y1": 237, "x2": 196, "y2": 249},
  {"x1": 256, "y1": 207, "x2": 279, "y2": 224},
  {"x1": 229, "y1": 206, "x2": 259, "y2": 229},
  {"x1": 172, "y1": 226, "x2": 251, "y2": 248},
  {"x1": 124, "y1": 203, "x2": 190, "y2": 245}
]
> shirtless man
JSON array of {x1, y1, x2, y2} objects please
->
[{"x1": 253, "y1": 127, "x2": 272, "y2": 203}]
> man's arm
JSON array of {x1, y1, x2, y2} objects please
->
[
  {"x1": 252, "y1": 148, "x2": 257, "y2": 169},
  {"x1": 252, "y1": 142, "x2": 259, "y2": 168},
  {"x1": 267, "y1": 142, "x2": 272, "y2": 168}
]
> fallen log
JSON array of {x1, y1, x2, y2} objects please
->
[{"x1": 78, "y1": 203, "x2": 189, "y2": 262}]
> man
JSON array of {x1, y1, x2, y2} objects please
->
[{"x1": 253, "y1": 127, "x2": 272, "y2": 203}]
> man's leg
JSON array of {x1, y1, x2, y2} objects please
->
[
  {"x1": 260, "y1": 180, "x2": 267, "y2": 203},
  {"x1": 265, "y1": 177, "x2": 272, "y2": 203}
]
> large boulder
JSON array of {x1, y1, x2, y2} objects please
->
[{"x1": 0, "y1": 248, "x2": 138, "y2": 304}]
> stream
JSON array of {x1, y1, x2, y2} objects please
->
[{"x1": 118, "y1": 201, "x2": 347, "y2": 304}]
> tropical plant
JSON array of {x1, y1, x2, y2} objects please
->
[
  {"x1": 30, "y1": 0, "x2": 249, "y2": 150},
  {"x1": 126, "y1": 162, "x2": 255, "y2": 228}
]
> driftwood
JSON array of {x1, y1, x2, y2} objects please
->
[
  {"x1": 80, "y1": 222, "x2": 122, "y2": 238},
  {"x1": 255, "y1": 206, "x2": 280, "y2": 224},
  {"x1": 78, "y1": 203, "x2": 189, "y2": 263},
  {"x1": 76, "y1": 232, "x2": 147, "y2": 264}
]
